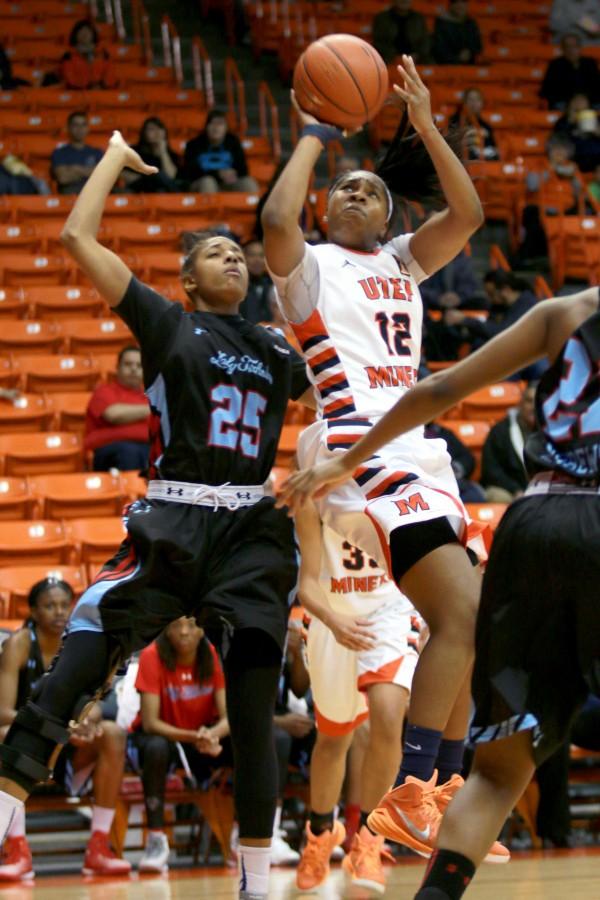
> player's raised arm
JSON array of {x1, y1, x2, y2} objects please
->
[{"x1": 60, "y1": 131, "x2": 158, "y2": 307}]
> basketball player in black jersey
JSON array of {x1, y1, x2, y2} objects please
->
[
  {"x1": 0, "y1": 132, "x2": 312, "y2": 900},
  {"x1": 278, "y1": 285, "x2": 600, "y2": 898}
]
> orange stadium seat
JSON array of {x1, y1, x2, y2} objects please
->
[
  {"x1": 0, "y1": 224, "x2": 42, "y2": 253},
  {"x1": 65, "y1": 516, "x2": 127, "y2": 568},
  {"x1": 0, "y1": 357, "x2": 18, "y2": 388},
  {"x1": 0, "y1": 564, "x2": 87, "y2": 619},
  {"x1": 0, "y1": 254, "x2": 71, "y2": 287},
  {"x1": 0, "y1": 478, "x2": 34, "y2": 520},
  {"x1": 0, "y1": 394, "x2": 52, "y2": 434},
  {"x1": 0, "y1": 111, "x2": 60, "y2": 138},
  {"x1": 0, "y1": 320, "x2": 63, "y2": 355},
  {"x1": 93, "y1": 353, "x2": 118, "y2": 381},
  {"x1": 276, "y1": 424, "x2": 302, "y2": 466},
  {"x1": 102, "y1": 195, "x2": 147, "y2": 220},
  {"x1": 145, "y1": 87, "x2": 206, "y2": 111},
  {"x1": 3, "y1": 19, "x2": 71, "y2": 42},
  {"x1": 17, "y1": 88, "x2": 86, "y2": 112},
  {"x1": 465, "y1": 503, "x2": 508, "y2": 534},
  {"x1": 545, "y1": 215, "x2": 600, "y2": 288},
  {"x1": 119, "y1": 470, "x2": 147, "y2": 501},
  {"x1": 4, "y1": 194, "x2": 74, "y2": 223},
  {"x1": 116, "y1": 63, "x2": 175, "y2": 86},
  {"x1": 111, "y1": 221, "x2": 182, "y2": 253},
  {"x1": 0, "y1": 520, "x2": 69, "y2": 566},
  {"x1": 0, "y1": 432, "x2": 82, "y2": 476},
  {"x1": 140, "y1": 253, "x2": 185, "y2": 285},
  {"x1": 16, "y1": 354, "x2": 100, "y2": 393},
  {"x1": 461, "y1": 383, "x2": 523, "y2": 424},
  {"x1": 220, "y1": 193, "x2": 261, "y2": 242},
  {"x1": 24, "y1": 285, "x2": 106, "y2": 319},
  {"x1": 84, "y1": 89, "x2": 145, "y2": 111},
  {"x1": 439, "y1": 419, "x2": 490, "y2": 451},
  {"x1": 64, "y1": 318, "x2": 134, "y2": 355},
  {"x1": 46, "y1": 391, "x2": 91, "y2": 433},
  {"x1": 0, "y1": 288, "x2": 28, "y2": 319},
  {"x1": 146, "y1": 193, "x2": 220, "y2": 222},
  {"x1": 28, "y1": 472, "x2": 126, "y2": 519}
]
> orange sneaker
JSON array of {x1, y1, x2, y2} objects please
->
[
  {"x1": 342, "y1": 825, "x2": 394, "y2": 895},
  {"x1": 295, "y1": 820, "x2": 346, "y2": 892},
  {"x1": 367, "y1": 772, "x2": 440, "y2": 857},
  {"x1": 434, "y1": 774, "x2": 510, "y2": 864},
  {"x1": 0, "y1": 836, "x2": 34, "y2": 882},
  {"x1": 82, "y1": 831, "x2": 132, "y2": 876}
]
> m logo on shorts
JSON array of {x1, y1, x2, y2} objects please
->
[{"x1": 394, "y1": 493, "x2": 430, "y2": 516}]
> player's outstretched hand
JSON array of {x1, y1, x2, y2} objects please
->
[
  {"x1": 276, "y1": 456, "x2": 354, "y2": 517},
  {"x1": 291, "y1": 90, "x2": 361, "y2": 139},
  {"x1": 392, "y1": 54, "x2": 434, "y2": 136},
  {"x1": 108, "y1": 130, "x2": 159, "y2": 176},
  {"x1": 327, "y1": 612, "x2": 376, "y2": 652}
]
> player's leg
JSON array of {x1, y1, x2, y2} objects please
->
[
  {"x1": 222, "y1": 628, "x2": 282, "y2": 900},
  {"x1": 414, "y1": 731, "x2": 535, "y2": 900}
]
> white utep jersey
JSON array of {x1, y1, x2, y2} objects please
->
[
  {"x1": 270, "y1": 236, "x2": 426, "y2": 421},
  {"x1": 321, "y1": 523, "x2": 415, "y2": 618}
]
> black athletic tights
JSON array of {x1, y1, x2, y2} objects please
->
[{"x1": 7, "y1": 628, "x2": 282, "y2": 840}]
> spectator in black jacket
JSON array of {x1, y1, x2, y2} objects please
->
[
  {"x1": 425, "y1": 422, "x2": 485, "y2": 502},
  {"x1": 444, "y1": 272, "x2": 536, "y2": 348},
  {"x1": 480, "y1": 383, "x2": 537, "y2": 503},
  {"x1": 449, "y1": 87, "x2": 499, "y2": 159},
  {"x1": 124, "y1": 117, "x2": 184, "y2": 194},
  {"x1": 540, "y1": 33, "x2": 600, "y2": 109},
  {"x1": 372, "y1": 0, "x2": 430, "y2": 64},
  {"x1": 183, "y1": 109, "x2": 258, "y2": 193},
  {"x1": 239, "y1": 240, "x2": 275, "y2": 324},
  {"x1": 0, "y1": 43, "x2": 29, "y2": 89},
  {"x1": 432, "y1": 0, "x2": 481, "y2": 65}
]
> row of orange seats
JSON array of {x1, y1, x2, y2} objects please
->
[
  {"x1": 0, "y1": 319, "x2": 132, "y2": 355},
  {"x1": 0, "y1": 471, "x2": 144, "y2": 521},
  {"x1": 0, "y1": 109, "x2": 207, "y2": 140},
  {"x1": 0, "y1": 87, "x2": 206, "y2": 114}
]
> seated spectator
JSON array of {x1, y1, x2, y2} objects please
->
[
  {"x1": 432, "y1": 0, "x2": 481, "y2": 65},
  {"x1": 0, "y1": 155, "x2": 50, "y2": 196},
  {"x1": 420, "y1": 248, "x2": 485, "y2": 312},
  {"x1": 554, "y1": 94, "x2": 600, "y2": 172},
  {"x1": 551, "y1": 0, "x2": 600, "y2": 45},
  {"x1": 84, "y1": 345, "x2": 150, "y2": 472},
  {"x1": 449, "y1": 87, "x2": 499, "y2": 160},
  {"x1": 123, "y1": 117, "x2": 184, "y2": 194},
  {"x1": 480, "y1": 382, "x2": 536, "y2": 503},
  {"x1": 425, "y1": 422, "x2": 486, "y2": 502},
  {"x1": 54, "y1": 19, "x2": 118, "y2": 90},
  {"x1": 540, "y1": 33, "x2": 600, "y2": 110},
  {"x1": 0, "y1": 578, "x2": 129, "y2": 880},
  {"x1": 272, "y1": 619, "x2": 314, "y2": 865},
  {"x1": 0, "y1": 43, "x2": 29, "y2": 89},
  {"x1": 239, "y1": 239, "x2": 275, "y2": 324},
  {"x1": 51, "y1": 111, "x2": 103, "y2": 195},
  {"x1": 183, "y1": 109, "x2": 259, "y2": 194},
  {"x1": 130, "y1": 617, "x2": 229, "y2": 873},
  {"x1": 372, "y1": 0, "x2": 430, "y2": 65}
]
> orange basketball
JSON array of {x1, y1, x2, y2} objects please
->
[{"x1": 293, "y1": 34, "x2": 389, "y2": 131}]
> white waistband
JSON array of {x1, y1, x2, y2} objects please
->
[
  {"x1": 525, "y1": 471, "x2": 600, "y2": 496},
  {"x1": 147, "y1": 480, "x2": 265, "y2": 510}
]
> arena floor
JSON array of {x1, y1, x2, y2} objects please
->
[{"x1": 5, "y1": 850, "x2": 600, "y2": 900}]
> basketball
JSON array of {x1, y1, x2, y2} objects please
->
[{"x1": 293, "y1": 34, "x2": 389, "y2": 131}]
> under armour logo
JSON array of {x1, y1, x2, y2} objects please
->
[
  {"x1": 194, "y1": 327, "x2": 206, "y2": 335},
  {"x1": 166, "y1": 487, "x2": 184, "y2": 496},
  {"x1": 237, "y1": 491, "x2": 252, "y2": 500}
]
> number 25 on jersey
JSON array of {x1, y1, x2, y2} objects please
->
[{"x1": 208, "y1": 384, "x2": 266, "y2": 458}]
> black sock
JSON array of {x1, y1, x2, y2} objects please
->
[
  {"x1": 359, "y1": 809, "x2": 377, "y2": 835},
  {"x1": 415, "y1": 849, "x2": 476, "y2": 899},
  {"x1": 309, "y1": 810, "x2": 334, "y2": 836}
]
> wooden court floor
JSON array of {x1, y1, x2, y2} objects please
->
[{"x1": 3, "y1": 851, "x2": 600, "y2": 900}]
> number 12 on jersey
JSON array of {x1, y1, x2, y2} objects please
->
[{"x1": 209, "y1": 384, "x2": 266, "y2": 458}]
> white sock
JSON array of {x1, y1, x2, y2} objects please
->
[
  {"x1": 239, "y1": 844, "x2": 271, "y2": 895},
  {"x1": 91, "y1": 806, "x2": 115, "y2": 835},
  {"x1": 0, "y1": 791, "x2": 23, "y2": 844},
  {"x1": 8, "y1": 805, "x2": 25, "y2": 838},
  {"x1": 272, "y1": 804, "x2": 282, "y2": 835}
]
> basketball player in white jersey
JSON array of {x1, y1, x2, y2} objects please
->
[
  {"x1": 262, "y1": 56, "x2": 507, "y2": 862},
  {"x1": 294, "y1": 498, "x2": 421, "y2": 894}
]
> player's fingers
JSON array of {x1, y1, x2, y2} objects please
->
[
  {"x1": 392, "y1": 84, "x2": 410, "y2": 104},
  {"x1": 404, "y1": 54, "x2": 422, "y2": 82}
]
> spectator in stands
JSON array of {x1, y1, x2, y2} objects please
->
[
  {"x1": 123, "y1": 117, "x2": 184, "y2": 194},
  {"x1": 239, "y1": 239, "x2": 275, "y2": 324},
  {"x1": 372, "y1": 0, "x2": 430, "y2": 65},
  {"x1": 0, "y1": 43, "x2": 29, "y2": 89},
  {"x1": 425, "y1": 422, "x2": 486, "y2": 502},
  {"x1": 51, "y1": 111, "x2": 103, "y2": 195},
  {"x1": 130, "y1": 616, "x2": 229, "y2": 873},
  {"x1": 55, "y1": 19, "x2": 118, "y2": 90},
  {"x1": 84, "y1": 345, "x2": 150, "y2": 472},
  {"x1": 272, "y1": 619, "x2": 314, "y2": 866},
  {"x1": 553, "y1": 93, "x2": 600, "y2": 172},
  {"x1": 183, "y1": 109, "x2": 259, "y2": 194},
  {"x1": 550, "y1": 0, "x2": 600, "y2": 46},
  {"x1": 432, "y1": 0, "x2": 481, "y2": 65},
  {"x1": 540, "y1": 34, "x2": 600, "y2": 110},
  {"x1": 336, "y1": 155, "x2": 361, "y2": 175},
  {"x1": 449, "y1": 87, "x2": 499, "y2": 159},
  {"x1": 0, "y1": 155, "x2": 50, "y2": 196},
  {"x1": 0, "y1": 578, "x2": 129, "y2": 880},
  {"x1": 420, "y1": 248, "x2": 484, "y2": 312},
  {"x1": 480, "y1": 382, "x2": 536, "y2": 503}
]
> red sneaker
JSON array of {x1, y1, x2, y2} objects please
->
[
  {"x1": 82, "y1": 831, "x2": 132, "y2": 876},
  {"x1": 434, "y1": 775, "x2": 510, "y2": 864},
  {"x1": 0, "y1": 836, "x2": 34, "y2": 881}
]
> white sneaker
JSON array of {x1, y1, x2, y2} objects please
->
[
  {"x1": 138, "y1": 832, "x2": 170, "y2": 874},
  {"x1": 270, "y1": 830, "x2": 300, "y2": 865}
]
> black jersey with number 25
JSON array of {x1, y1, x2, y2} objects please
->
[{"x1": 116, "y1": 277, "x2": 309, "y2": 486}]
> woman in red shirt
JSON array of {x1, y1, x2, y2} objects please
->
[
  {"x1": 131, "y1": 616, "x2": 229, "y2": 873},
  {"x1": 58, "y1": 20, "x2": 118, "y2": 91}
]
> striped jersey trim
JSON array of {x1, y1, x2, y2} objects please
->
[{"x1": 291, "y1": 309, "x2": 356, "y2": 419}]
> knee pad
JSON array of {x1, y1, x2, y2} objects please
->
[{"x1": 0, "y1": 702, "x2": 71, "y2": 792}]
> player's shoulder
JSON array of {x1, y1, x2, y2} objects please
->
[{"x1": 255, "y1": 323, "x2": 296, "y2": 358}]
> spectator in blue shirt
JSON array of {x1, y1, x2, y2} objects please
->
[
  {"x1": 51, "y1": 111, "x2": 103, "y2": 195},
  {"x1": 183, "y1": 109, "x2": 258, "y2": 193}
]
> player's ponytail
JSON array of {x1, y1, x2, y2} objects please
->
[{"x1": 375, "y1": 109, "x2": 466, "y2": 210}]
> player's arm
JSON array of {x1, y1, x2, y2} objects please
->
[
  {"x1": 60, "y1": 131, "x2": 158, "y2": 307},
  {"x1": 0, "y1": 631, "x2": 30, "y2": 727},
  {"x1": 139, "y1": 691, "x2": 202, "y2": 744},
  {"x1": 295, "y1": 501, "x2": 375, "y2": 651},
  {"x1": 393, "y1": 56, "x2": 484, "y2": 276}
]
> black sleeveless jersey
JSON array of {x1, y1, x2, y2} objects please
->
[
  {"x1": 525, "y1": 307, "x2": 600, "y2": 480},
  {"x1": 16, "y1": 621, "x2": 46, "y2": 710},
  {"x1": 116, "y1": 277, "x2": 309, "y2": 485}
]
